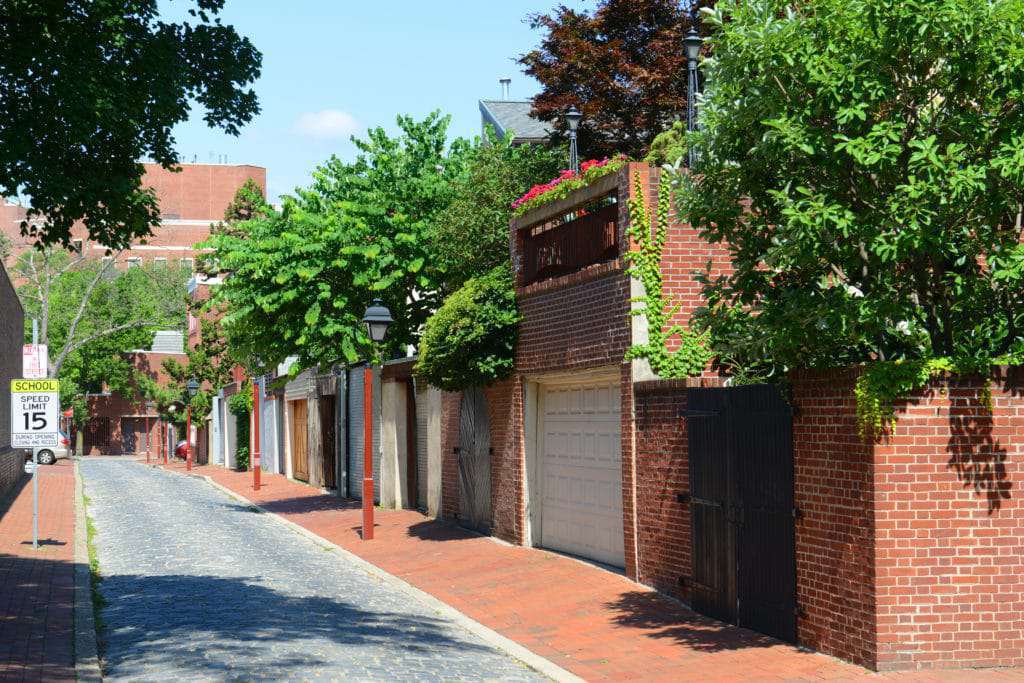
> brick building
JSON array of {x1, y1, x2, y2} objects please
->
[
  {"x1": 429, "y1": 162, "x2": 1024, "y2": 672},
  {"x1": 83, "y1": 331, "x2": 186, "y2": 456},
  {"x1": 0, "y1": 263, "x2": 25, "y2": 495},
  {"x1": 1, "y1": 162, "x2": 266, "y2": 270}
]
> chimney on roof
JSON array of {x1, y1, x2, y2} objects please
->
[{"x1": 500, "y1": 78, "x2": 511, "y2": 101}]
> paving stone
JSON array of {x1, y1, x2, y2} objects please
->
[{"x1": 80, "y1": 459, "x2": 543, "y2": 682}]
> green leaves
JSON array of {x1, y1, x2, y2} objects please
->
[
  {"x1": 202, "y1": 111, "x2": 471, "y2": 371},
  {"x1": 0, "y1": 1, "x2": 261, "y2": 249},
  {"x1": 672, "y1": 0, "x2": 1024, "y2": 377},
  {"x1": 415, "y1": 265, "x2": 520, "y2": 392}
]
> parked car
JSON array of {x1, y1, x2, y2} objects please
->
[{"x1": 30, "y1": 430, "x2": 71, "y2": 465}]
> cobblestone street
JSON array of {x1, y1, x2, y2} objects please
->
[{"x1": 79, "y1": 459, "x2": 543, "y2": 682}]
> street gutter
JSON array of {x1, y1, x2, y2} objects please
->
[{"x1": 73, "y1": 459, "x2": 103, "y2": 681}]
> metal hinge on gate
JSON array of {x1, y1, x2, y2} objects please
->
[
  {"x1": 676, "y1": 492, "x2": 691, "y2": 504},
  {"x1": 792, "y1": 507, "x2": 804, "y2": 519},
  {"x1": 679, "y1": 409, "x2": 720, "y2": 418}
]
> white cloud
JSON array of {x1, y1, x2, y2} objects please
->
[{"x1": 292, "y1": 109, "x2": 360, "y2": 139}]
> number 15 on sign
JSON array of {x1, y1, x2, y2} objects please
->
[{"x1": 10, "y1": 379, "x2": 60, "y2": 449}]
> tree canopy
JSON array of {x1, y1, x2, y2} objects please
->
[
  {"x1": 433, "y1": 129, "x2": 562, "y2": 292},
  {"x1": 203, "y1": 112, "x2": 471, "y2": 371},
  {"x1": 676, "y1": 0, "x2": 1024, "y2": 377},
  {"x1": 0, "y1": 0, "x2": 261, "y2": 249},
  {"x1": 519, "y1": 0, "x2": 701, "y2": 159},
  {"x1": 14, "y1": 251, "x2": 188, "y2": 421}
]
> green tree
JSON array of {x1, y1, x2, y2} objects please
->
[
  {"x1": 0, "y1": 1, "x2": 261, "y2": 249},
  {"x1": 204, "y1": 112, "x2": 470, "y2": 370},
  {"x1": 416, "y1": 265, "x2": 519, "y2": 391},
  {"x1": 433, "y1": 128, "x2": 562, "y2": 291},
  {"x1": 518, "y1": 0, "x2": 704, "y2": 159},
  {"x1": 675, "y1": 0, "x2": 1024, "y2": 376},
  {"x1": 14, "y1": 250, "x2": 188, "y2": 420}
]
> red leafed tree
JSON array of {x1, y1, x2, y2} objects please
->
[{"x1": 519, "y1": 0, "x2": 705, "y2": 160}]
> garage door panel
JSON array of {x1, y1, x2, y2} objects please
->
[{"x1": 539, "y1": 382, "x2": 624, "y2": 568}]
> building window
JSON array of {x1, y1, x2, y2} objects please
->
[
  {"x1": 154, "y1": 257, "x2": 167, "y2": 267},
  {"x1": 180, "y1": 257, "x2": 194, "y2": 272},
  {"x1": 125, "y1": 257, "x2": 142, "y2": 268},
  {"x1": 71, "y1": 239, "x2": 83, "y2": 255}
]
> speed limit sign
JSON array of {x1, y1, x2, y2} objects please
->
[{"x1": 10, "y1": 379, "x2": 60, "y2": 448}]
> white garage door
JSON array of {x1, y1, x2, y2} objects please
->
[{"x1": 539, "y1": 382, "x2": 624, "y2": 568}]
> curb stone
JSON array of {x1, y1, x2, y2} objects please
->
[
  {"x1": 73, "y1": 460, "x2": 103, "y2": 682},
  {"x1": 153, "y1": 463, "x2": 583, "y2": 683}
]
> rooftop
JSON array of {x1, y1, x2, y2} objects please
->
[{"x1": 479, "y1": 100, "x2": 552, "y2": 144}]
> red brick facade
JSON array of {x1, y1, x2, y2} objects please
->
[
  {"x1": 439, "y1": 163, "x2": 734, "y2": 584},
  {"x1": 85, "y1": 350, "x2": 185, "y2": 455},
  {"x1": 788, "y1": 368, "x2": 1024, "y2": 670},
  {"x1": 2, "y1": 162, "x2": 266, "y2": 269},
  {"x1": 790, "y1": 369, "x2": 877, "y2": 666},
  {"x1": 435, "y1": 160, "x2": 1024, "y2": 673}
]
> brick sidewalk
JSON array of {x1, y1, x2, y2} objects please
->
[
  {"x1": 160, "y1": 460, "x2": 1024, "y2": 682},
  {"x1": 0, "y1": 460, "x2": 75, "y2": 682}
]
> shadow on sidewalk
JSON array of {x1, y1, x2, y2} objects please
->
[
  {"x1": 406, "y1": 519, "x2": 479, "y2": 543},
  {"x1": 604, "y1": 591, "x2": 781, "y2": 652},
  {"x1": 0, "y1": 552, "x2": 76, "y2": 678},
  {"x1": 0, "y1": 472, "x2": 30, "y2": 522}
]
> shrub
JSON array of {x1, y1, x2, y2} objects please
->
[{"x1": 416, "y1": 265, "x2": 519, "y2": 391}]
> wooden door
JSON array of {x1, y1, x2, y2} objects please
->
[
  {"x1": 290, "y1": 400, "x2": 309, "y2": 481},
  {"x1": 457, "y1": 387, "x2": 491, "y2": 534},
  {"x1": 685, "y1": 384, "x2": 796, "y2": 643}
]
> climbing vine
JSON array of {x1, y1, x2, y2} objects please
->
[
  {"x1": 623, "y1": 171, "x2": 713, "y2": 378},
  {"x1": 228, "y1": 380, "x2": 252, "y2": 471},
  {"x1": 855, "y1": 358, "x2": 1000, "y2": 441}
]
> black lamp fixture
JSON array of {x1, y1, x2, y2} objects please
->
[
  {"x1": 362, "y1": 299, "x2": 394, "y2": 343},
  {"x1": 683, "y1": 25, "x2": 703, "y2": 168},
  {"x1": 186, "y1": 377, "x2": 199, "y2": 397},
  {"x1": 565, "y1": 106, "x2": 582, "y2": 174}
]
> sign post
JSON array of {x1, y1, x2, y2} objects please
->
[{"x1": 11, "y1": 377, "x2": 59, "y2": 550}]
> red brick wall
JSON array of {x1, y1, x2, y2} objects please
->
[
  {"x1": 791, "y1": 369, "x2": 877, "y2": 668},
  {"x1": 85, "y1": 350, "x2": 186, "y2": 455},
  {"x1": 633, "y1": 380, "x2": 691, "y2": 599},
  {"x1": 2, "y1": 163, "x2": 266, "y2": 267},
  {"x1": 440, "y1": 391, "x2": 461, "y2": 520},
  {"x1": 142, "y1": 163, "x2": 266, "y2": 221},
  {"x1": 486, "y1": 378, "x2": 520, "y2": 542},
  {"x1": 872, "y1": 371, "x2": 1024, "y2": 671},
  {"x1": 0, "y1": 264, "x2": 25, "y2": 496},
  {"x1": 645, "y1": 167, "x2": 734, "y2": 347}
]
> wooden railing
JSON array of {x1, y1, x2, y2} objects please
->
[{"x1": 521, "y1": 201, "x2": 619, "y2": 285}]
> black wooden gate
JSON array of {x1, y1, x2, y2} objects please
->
[{"x1": 685, "y1": 384, "x2": 797, "y2": 643}]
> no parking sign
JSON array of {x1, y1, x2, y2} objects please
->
[{"x1": 10, "y1": 379, "x2": 60, "y2": 448}]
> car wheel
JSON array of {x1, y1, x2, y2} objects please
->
[{"x1": 37, "y1": 450, "x2": 55, "y2": 465}]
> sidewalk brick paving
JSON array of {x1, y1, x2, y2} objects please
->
[
  {"x1": 159, "y1": 460, "x2": 1024, "y2": 682},
  {"x1": 0, "y1": 460, "x2": 75, "y2": 682}
]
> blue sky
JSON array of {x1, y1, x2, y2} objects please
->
[{"x1": 167, "y1": 1, "x2": 582, "y2": 202}]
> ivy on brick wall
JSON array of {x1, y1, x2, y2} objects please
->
[
  {"x1": 624, "y1": 170, "x2": 713, "y2": 378},
  {"x1": 855, "y1": 358, "x2": 999, "y2": 441}
]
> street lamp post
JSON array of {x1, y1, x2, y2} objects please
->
[
  {"x1": 565, "y1": 107, "x2": 582, "y2": 174},
  {"x1": 360, "y1": 299, "x2": 394, "y2": 541},
  {"x1": 145, "y1": 401, "x2": 155, "y2": 463},
  {"x1": 251, "y1": 377, "x2": 261, "y2": 491},
  {"x1": 684, "y1": 26, "x2": 703, "y2": 168},
  {"x1": 185, "y1": 378, "x2": 199, "y2": 471}
]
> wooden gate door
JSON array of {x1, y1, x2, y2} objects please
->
[
  {"x1": 457, "y1": 387, "x2": 491, "y2": 534},
  {"x1": 685, "y1": 384, "x2": 797, "y2": 643},
  {"x1": 84, "y1": 418, "x2": 111, "y2": 455},
  {"x1": 320, "y1": 395, "x2": 337, "y2": 489},
  {"x1": 290, "y1": 400, "x2": 309, "y2": 481}
]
